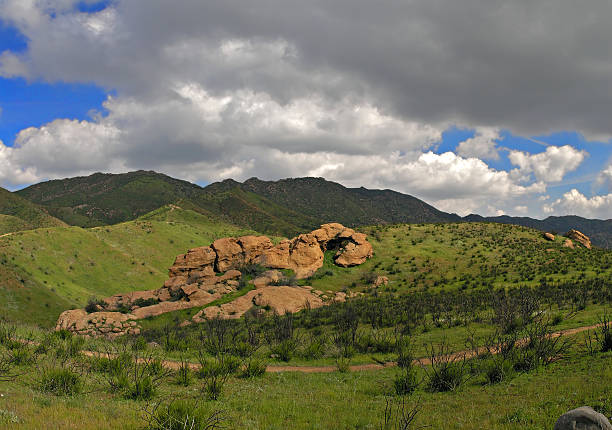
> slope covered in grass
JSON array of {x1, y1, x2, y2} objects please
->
[
  {"x1": 0, "y1": 205, "x2": 255, "y2": 326},
  {"x1": 301, "y1": 222, "x2": 612, "y2": 295},
  {"x1": 0, "y1": 187, "x2": 65, "y2": 234}
]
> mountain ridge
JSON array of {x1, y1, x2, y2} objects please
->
[{"x1": 12, "y1": 170, "x2": 612, "y2": 247}]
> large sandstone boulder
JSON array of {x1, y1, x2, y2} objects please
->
[
  {"x1": 251, "y1": 270, "x2": 284, "y2": 289},
  {"x1": 543, "y1": 232, "x2": 555, "y2": 241},
  {"x1": 212, "y1": 237, "x2": 244, "y2": 272},
  {"x1": 287, "y1": 234, "x2": 325, "y2": 278},
  {"x1": 238, "y1": 235, "x2": 274, "y2": 264},
  {"x1": 194, "y1": 285, "x2": 324, "y2": 321},
  {"x1": 56, "y1": 310, "x2": 139, "y2": 338},
  {"x1": 169, "y1": 246, "x2": 216, "y2": 276},
  {"x1": 566, "y1": 229, "x2": 592, "y2": 249},
  {"x1": 334, "y1": 233, "x2": 374, "y2": 267},
  {"x1": 554, "y1": 406, "x2": 612, "y2": 430},
  {"x1": 257, "y1": 240, "x2": 291, "y2": 269}
]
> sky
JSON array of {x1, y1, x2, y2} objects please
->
[{"x1": 0, "y1": 1, "x2": 611, "y2": 219}]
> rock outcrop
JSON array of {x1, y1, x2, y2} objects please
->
[
  {"x1": 167, "y1": 222, "x2": 372, "y2": 280},
  {"x1": 193, "y1": 285, "x2": 324, "y2": 321},
  {"x1": 554, "y1": 406, "x2": 612, "y2": 430},
  {"x1": 543, "y1": 232, "x2": 555, "y2": 241},
  {"x1": 563, "y1": 239, "x2": 574, "y2": 249},
  {"x1": 56, "y1": 223, "x2": 372, "y2": 337},
  {"x1": 566, "y1": 229, "x2": 592, "y2": 249},
  {"x1": 56, "y1": 310, "x2": 140, "y2": 338}
]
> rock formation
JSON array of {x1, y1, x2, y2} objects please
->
[
  {"x1": 543, "y1": 232, "x2": 555, "y2": 241},
  {"x1": 56, "y1": 223, "x2": 373, "y2": 337},
  {"x1": 554, "y1": 406, "x2": 612, "y2": 430},
  {"x1": 56, "y1": 310, "x2": 140, "y2": 338},
  {"x1": 566, "y1": 229, "x2": 592, "y2": 249}
]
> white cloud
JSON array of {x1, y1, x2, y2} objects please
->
[
  {"x1": 508, "y1": 145, "x2": 586, "y2": 182},
  {"x1": 597, "y1": 163, "x2": 612, "y2": 191},
  {"x1": 514, "y1": 205, "x2": 528, "y2": 214},
  {"x1": 543, "y1": 189, "x2": 612, "y2": 219},
  {"x1": 456, "y1": 127, "x2": 500, "y2": 160},
  {"x1": 0, "y1": 0, "x2": 607, "y2": 219}
]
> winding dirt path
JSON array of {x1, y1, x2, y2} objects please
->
[{"x1": 79, "y1": 322, "x2": 602, "y2": 374}]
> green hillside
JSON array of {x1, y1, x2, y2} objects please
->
[
  {"x1": 16, "y1": 171, "x2": 612, "y2": 247},
  {"x1": 241, "y1": 176, "x2": 459, "y2": 225},
  {"x1": 0, "y1": 187, "x2": 66, "y2": 234},
  {"x1": 14, "y1": 171, "x2": 459, "y2": 237},
  {"x1": 15, "y1": 171, "x2": 205, "y2": 227},
  {"x1": 0, "y1": 205, "x2": 255, "y2": 326}
]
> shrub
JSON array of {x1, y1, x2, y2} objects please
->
[
  {"x1": 484, "y1": 357, "x2": 514, "y2": 384},
  {"x1": 125, "y1": 374, "x2": 155, "y2": 400},
  {"x1": 299, "y1": 336, "x2": 326, "y2": 360},
  {"x1": 197, "y1": 355, "x2": 236, "y2": 401},
  {"x1": 7, "y1": 345, "x2": 34, "y2": 366},
  {"x1": 270, "y1": 339, "x2": 298, "y2": 362},
  {"x1": 422, "y1": 342, "x2": 469, "y2": 392},
  {"x1": 175, "y1": 359, "x2": 192, "y2": 387},
  {"x1": 144, "y1": 399, "x2": 224, "y2": 430},
  {"x1": 38, "y1": 367, "x2": 82, "y2": 396},
  {"x1": 393, "y1": 367, "x2": 419, "y2": 396},
  {"x1": 55, "y1": 336, "x2": 85, "y2": 362},
  {"x1": 132, "y1": 298, "x2": 160, "y2": 308},
  {"x1": 238, "y1": 358, "x2": 267, "y2": 378},
  {"x1": 595, "y1": 313, "x2": 612, "y2": 353},
  {"x1": 335, "y1": 356, "x2": 351, "y2": 373},
  {"x1": 0, "y1": 322, "x2": 16, "y2": 346},
  {"x1": 85, "y1": 297, "x2": 106, "y2": 313}
]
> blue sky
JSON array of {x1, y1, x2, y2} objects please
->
[{"x1": 0, "y1": 0, "x2": 611, "y2": 219}]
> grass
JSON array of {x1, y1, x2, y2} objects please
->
[
  {"x1": 0, "y1": 206, "x2": 256, "y2": 326},
  {"x1": 0, "y1": 329, "x2": 611, "y2": 429}
]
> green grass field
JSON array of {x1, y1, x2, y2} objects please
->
[
  {"x1": 0, "y1": 206, "x2": 256, "y2": 325},
  {"x1": 1, "y1": 212, "x2": 612, "y2": 429}
]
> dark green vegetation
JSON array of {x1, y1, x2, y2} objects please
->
[
  {"x1": 0, "y1": 187, "x2": 65, "y2": 235},
  {"x1": 14, "y1": 171, "x2": 612, "y2": 246}
]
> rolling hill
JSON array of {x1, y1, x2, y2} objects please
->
[
  {"x1": 0, "y1": 205, "x2": 256, "y2": 326},
  {"x1": 13, "y1": 170, "x2": 612, "y2": 247},
  {"x1": 0, "y1": 186, "x2": 66, "y2": 235}
]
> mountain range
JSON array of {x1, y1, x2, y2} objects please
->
[{"x1": 5, "y1": 170, "x2": 612, "y2": 248}]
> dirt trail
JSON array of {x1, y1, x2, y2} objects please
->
[{"x1": 79, "y1": 322, "x2": 602, "y2": 374}]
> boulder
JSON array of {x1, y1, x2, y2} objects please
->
[
  {"x1": 252, "y1": 270, "x2": 284, "y2": 289},
  {"x1": 194, "y1": 285, "x2": 324, "y2": 321},
  {"x1": 335, "y1": 239, "x2": 373, "y2": 267},
  {"x1": 237, "y1": 235, "x2": 274, "y2": 264},
  {"x1": 563, "y1": 239, "x2": 575, "y2": 249},
  {"x1": 287, "y1": 234, "x2": 325, "y2": 278},
  {"x1": 169, "y1": 246, "x2": 216, "y2": 276},
  {"x1": 566, "y1": 229, "x2": 592, "y2": 249},
  {"x1": 373, "y1": 276, "x2": 389, "y2": 287},
  {"x1": 212, "y1": 237, "x2": 244, "y2": 272},
  {"x1": 257, "y1": 239, "x2": 291, "y2": 269},
  {"x1": 56, "y1": 309, "x2": 88, "y2": 331},
  {"x1": 554, "y1": 406, "x2": 612, "y2": 430},
  {"x1": 543, "y1": 232, "x2": 555, "y2": 241}
]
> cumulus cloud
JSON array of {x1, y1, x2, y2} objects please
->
[
  {"x1": 1, "y1": 0, "x2": 609, "y2": 217},
  {"x1": 456, "y1": 127, "x2": 500, "y2": 160},
  {"x1": 508, "y1": 145, "x2": 586, "y2": 182},
  {"x1": 3, "y1": 0, "x2": 612, "y2": 138},
  {"x1": 543, "y1": 189, "x2": 612, "y2": 219},
  {"x1": 597, "y1": 163, "x2": 612, "y2": 191}
]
